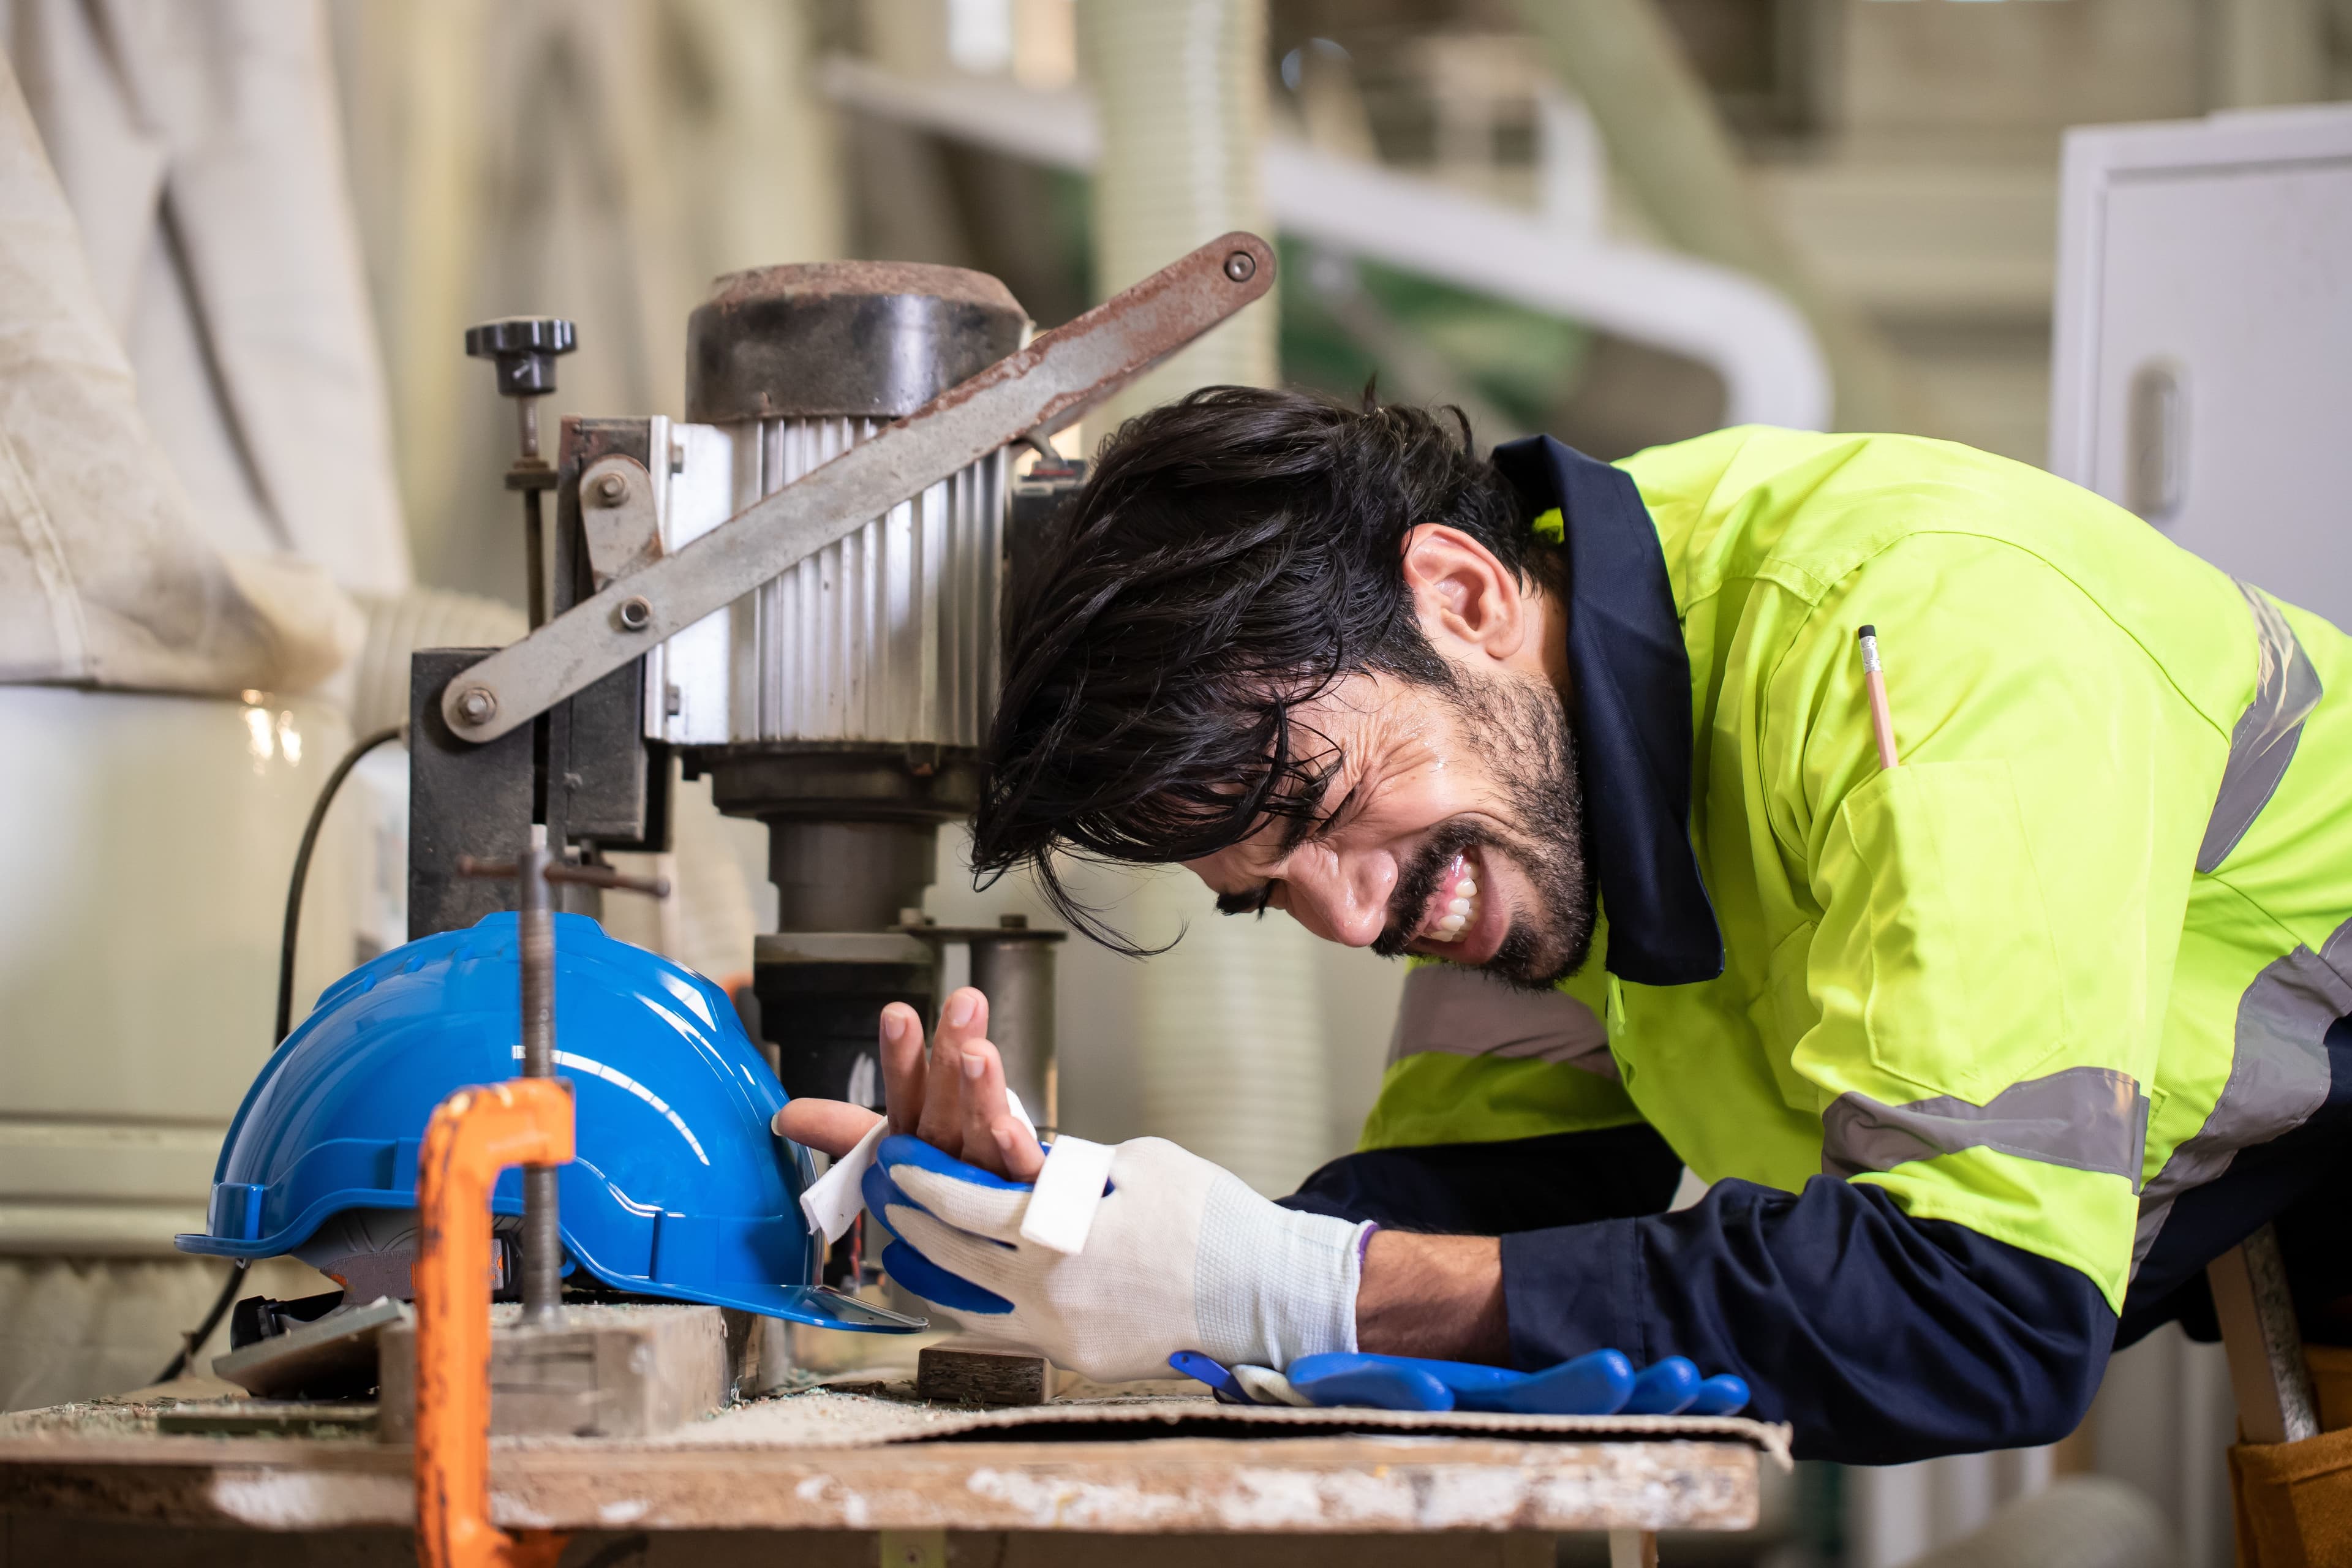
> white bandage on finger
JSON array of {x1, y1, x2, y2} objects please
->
[
  {"x1": 1018, "y1": 1134, "x2": 1114, "y2": 1255},
  {"x1": 795, "y1": 1117, "x2": 886, "y2": 1244},
  {"x1": 1004, "y1": 1087, "x2": 1039, "y2": 1141},
  {"x1": 789, "y1": 1084, "x2": 1039, "y2": 1246}
]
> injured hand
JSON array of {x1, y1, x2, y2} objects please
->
[
  {"x1": 867, "y1": 1131, "x2": 1375, "y2": 1383},
  {"x1": 771, "y1": 986, "x2": 1046, "y2": 1181}
]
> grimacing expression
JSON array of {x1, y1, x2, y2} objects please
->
[{"x1": 1186, "y1": 660, "x2": 1597, "y2": 991}]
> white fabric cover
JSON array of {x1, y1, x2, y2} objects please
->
[
  {"x1": 0, "y1": 2, "x2": 391, "y2": 695},
  {"x1": 6, "y1": 0, "x2": 409, "y2": 597}
]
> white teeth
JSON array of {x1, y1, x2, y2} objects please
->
[{"x1": 1427, "y1": 858, "x2": 1482, "y2": 944}]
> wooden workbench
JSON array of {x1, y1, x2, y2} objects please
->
[{"x1": 0, "y1": 1385, "x2": 1780, "y2": 1566}]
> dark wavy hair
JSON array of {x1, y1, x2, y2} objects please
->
[{"x1": 970, "y1": 385, "x2": 1554, "y2": 950}]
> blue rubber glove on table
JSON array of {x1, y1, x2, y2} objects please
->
[{"x1": 1169, "y1": 1348, "x2": 1749, "y2": 1415}]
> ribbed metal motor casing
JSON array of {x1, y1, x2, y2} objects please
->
[
  {"x1": 683, "y1": 261, "x2": 1030, "y2": 756},
  {"x1": 736, "y1": 417, "x2": 1006, "y2": 748}
]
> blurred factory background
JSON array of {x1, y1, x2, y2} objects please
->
[
  {"x1": 2, "y1": 0, "x2": 2348, "y2": 1564},
  {"x1": 317, "y1": 0, "x2": 2352, "y2": 1203}
]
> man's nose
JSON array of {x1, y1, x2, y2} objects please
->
[{"x1": 1280, "y1": 851, "x2": 1393, "y2": 948}]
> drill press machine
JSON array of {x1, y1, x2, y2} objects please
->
[{"x1": 407, "y1": 237, "x2": 1275, "y2": 1282}]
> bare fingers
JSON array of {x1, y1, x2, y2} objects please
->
[
  {"x1": 957, "y1": 1038, "x2": 1046, "y2": 1182},
  {"x1": 772, "y1": 1098, "x2": 884, "y2": 1158},
  {"x1": 880, "y1": 1002, "x2": 927, "y2": 1136},
  {"x1": 916, "y1": 987, "x2": 989, "y2": 1154}
]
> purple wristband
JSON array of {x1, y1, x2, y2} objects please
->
[{"x1": 1357, "y1": 1221, "x2": 1380, "y2": 1264}]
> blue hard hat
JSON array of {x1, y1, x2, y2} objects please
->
[{"x1": 176, "y1": 911, "x2": 917, "y2": 1333}]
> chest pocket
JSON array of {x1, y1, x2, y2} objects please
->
[{"x1": 1809, "y1": 759, "x2": 2071, "y2": 1103}]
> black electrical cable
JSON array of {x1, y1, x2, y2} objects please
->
[
  {"x1": 153, "y1": 723, "x2": 406, "y2": 1387},
  {"x1": 274, "y1": 725, "x2": 405, "y2": 1046},
  {"x1": 152, "y1": 1261, "x2": 249, "y2": 1387}
]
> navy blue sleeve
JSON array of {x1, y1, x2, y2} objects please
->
[
  {"x1": 1278, "y1": 1126, "x2": 1686, "y2": 1235},
  {"x1": 1502, "y1": 1175, "x2": 2116, "y2": 1464}
]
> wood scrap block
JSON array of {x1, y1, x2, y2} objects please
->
[
  {"x1": 378, "y1": 1302, "x2": 728, "y2": 1440},
  {"x1": 2210, "y1": 1225, "x2": 2321, "y2": 1444},
  {"x1": 917, "y1": 1343, "x2": 1052, "y2": 1406}
]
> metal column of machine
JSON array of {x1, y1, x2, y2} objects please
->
[
  {"x1": 679, "y1": 263, "x2": 1030, "y2": 1117},
  {"x1": 910, "y1": 915, "x2": 1067, "y2": 1129}
]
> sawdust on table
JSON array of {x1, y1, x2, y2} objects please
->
[
  {"x1": 603, "y1": 1384, "x2": 1796, "y2": 1468},
  {"x1": 0, "y1": 1372, "x2": 1793, "y2": 1471}
]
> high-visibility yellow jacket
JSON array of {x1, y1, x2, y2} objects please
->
[{"x1": 1329, "y1": 427, "x2": 2351, "y2": 1459}]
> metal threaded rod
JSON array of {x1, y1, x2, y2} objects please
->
[
  {"x1": 516, "y1": 826, "x2": 561, "y2": 1327},
  {"x1": 517, "y1": 398, "x2": 547, "y2": 629},
  {"x1": 456, "y1": 842, "x2": 666, "y2": 1333}
]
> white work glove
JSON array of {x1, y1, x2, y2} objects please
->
[{"x1": 864, "y1": 1133, "x2": 1373, "y2": 1384}]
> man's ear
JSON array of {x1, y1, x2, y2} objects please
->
[{"x1": 1401, "y1": 524, "x2": 1531, "y2": 666}]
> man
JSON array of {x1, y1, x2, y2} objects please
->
[{"x1": 778, "y1": 388, "x2": 2352, "y2": 1462}]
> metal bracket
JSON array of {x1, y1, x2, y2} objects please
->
[
  {"x1": 439, "y1": 232, "x2": 1276, "y2": 745},
  {"x1": 578, "y1": 454, "x2": 665, "y2": 591}
]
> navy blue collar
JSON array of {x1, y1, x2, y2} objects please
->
[{"x1": 1490, "y1": 435, "x2": 1722, "y2": 987}]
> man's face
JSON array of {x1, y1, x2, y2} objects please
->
[{"x1": 1186, "y1": 659, "x2": 1597, "y2": 990}]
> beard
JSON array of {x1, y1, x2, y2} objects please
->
[{"x1": 1370, "y1": 667, "x2": 1598, "y2": 991}]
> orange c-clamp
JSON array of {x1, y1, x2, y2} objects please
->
[{"x1": 413, "y1": 1077, "x2": 575, "y2": 1568}]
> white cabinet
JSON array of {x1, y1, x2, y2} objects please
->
[{"x1": 2051, "y1": 105, "x2": 2352, "y2": 630}]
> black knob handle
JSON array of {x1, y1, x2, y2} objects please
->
[{"x1": 464, "y1": 317, "x2": 577, "y2": 398}]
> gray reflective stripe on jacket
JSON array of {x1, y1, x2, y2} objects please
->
[
  {"x1": 1389, "y1": 964, "x2": 1618, "y2": 1079},
  {"x1": 2131, "y1": 916, "x2": 2352, "y2": 1273},
  {"x1": 1822, "y1": 1068, "x2": 2149, "y2": 1183},
  {"x1": 2198, "y1": 583, "x2": 2323, "y2": 874},
  {"x1": 2129, "y1": 584, "x2": 2341, "y2": 1274}
]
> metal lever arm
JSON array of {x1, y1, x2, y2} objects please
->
[{"x1": 440, "y1": 232, "x2": 1276, "y2": 745}]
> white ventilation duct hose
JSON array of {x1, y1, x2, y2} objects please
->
[
  {"x1": 1079, "y1": 0, "x2": 1332, "y2": 1197},
  {"x1": 1082, "y1": 0, "x2": 1277, "y2": 409},
  {"x1": 1123, "y1": 873, "x2": 1339, "y2": 1197},
  {"x1": 349, "y1": 586, "x2": 526, "y2": 737}
]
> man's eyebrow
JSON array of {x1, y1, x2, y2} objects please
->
[{"x1": 1215, "y1": 884, "x2": 1273, "y2": 916}]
